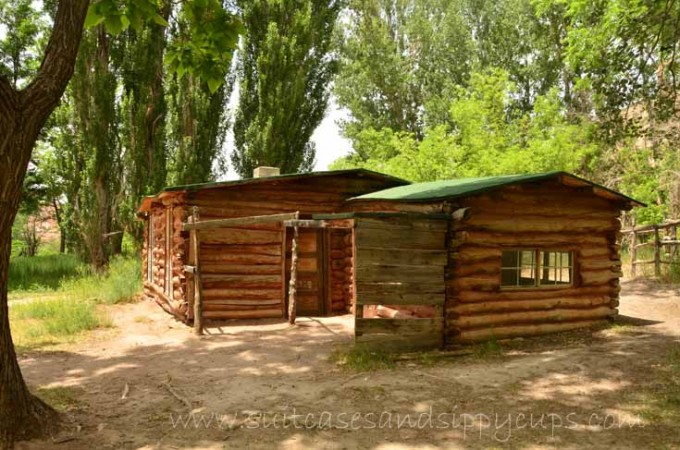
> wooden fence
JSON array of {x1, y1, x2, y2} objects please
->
[
  {"x1": 623, "y1": 219, "x2": 680, "y2": 277},
  {"x1": 353, "y1": 215, "x2": 448, "y2": 352}
]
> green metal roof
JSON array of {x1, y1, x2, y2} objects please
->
[{"x1": 349, "y1": 171, "x2": 646, "y2": 206}]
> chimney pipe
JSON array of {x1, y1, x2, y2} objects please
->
[{"x1": 253, "y1": 166, "x2": 281, "y2": 178}]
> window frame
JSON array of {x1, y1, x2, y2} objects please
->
[{"x1": 500, "y1": 248, "x2": 575, "y2": 290}]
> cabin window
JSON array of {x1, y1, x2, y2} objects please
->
[{"x1": 501, "y1": 250, "x2": 573, "y2": 288}]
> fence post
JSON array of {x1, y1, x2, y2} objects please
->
[
  {"x1": 654, "y1": 224, "x2": 661, "y2": 278},
  {"x1": 630, "y1": 229, "x2": 637, "y2": 278}
]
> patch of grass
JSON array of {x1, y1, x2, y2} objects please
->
[
  {"x1": 471, "y1": 338, "x2": 503, "y2": 359},
  {"x1": 9, "y1": 254, "x2": 85, "y2": 291},
  {"x1": 329, "y1": 345, "x2": 395, "y2": 371},
  {"x1": 10, "y1": 297, "x2": 111, "y2": 352},
  {"x1": 60, "y1": 256, "x2": 141, "y2": 304},
  {"x1": 35, "y1": 386, "x2": 85, "y2": 412}
]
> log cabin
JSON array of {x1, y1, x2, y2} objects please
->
[{"x1": 138, "y1": 168, "x2": 643, "y2": 351}]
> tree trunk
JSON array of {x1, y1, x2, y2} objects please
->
[{"x1": 0, "y1": 1, "x2": 90, "y2": 447}]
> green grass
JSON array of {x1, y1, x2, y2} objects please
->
[
  {"x1": 34, "y1": 386, "x2": 85, "y2": 412},
  {"x1": 8, "y1": 254, "x2": 141, "y2": 352},
  {"x1": 470, "y1": 338, "x2": 503, "y2": 359},
  {"x1": 9, "y1": 254, "x2": 85, "y2": 291},
  {"x1": 60, "y1": 256, "x2": 141, "y2": 304},
  {"x1": 10, "y1": 297, "x2": 112, "y2": 352},
  {"x1": 329, "y1": 345, "x2": 396, "y2": 371}
]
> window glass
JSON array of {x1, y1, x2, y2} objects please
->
[{"x1": 500, "y1": 249, "x2": 573, "y2": 288}]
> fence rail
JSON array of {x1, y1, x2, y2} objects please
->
[{"x1": 622, "y1": 219, "x2": 680, "y2": 277}]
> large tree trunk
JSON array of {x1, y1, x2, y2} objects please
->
[{"x1": 0, "y1": 2, "x2": 89, "y2": 447}]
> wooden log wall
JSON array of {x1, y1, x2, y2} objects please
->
[
  {"x1": 179, "y1": 175, "x2": 400, "y2": 322},
  {"x1": 329, "y1": 229, "x2": 353, "y2": 314},
  {"x1": 197, "y1": 223, "x2": 284, "y2": 320},
  {"x1": 447, "y1": 181, "x2": 623, "y2": 343},
  {"x1": 354, "y1": 216, "x2": 448, "y2": 351}
]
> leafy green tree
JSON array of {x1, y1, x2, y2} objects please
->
[
  {"x1": 333, "y1": 69, "x2": 599, "y2": 180},
  {"x1": 0, "y1": 1, "x2": 241, "y2": 445},
  {"x1": 0, "y1": 0, "x2": 46, "y2": 88},
  {"x1": 232, "y1": 0, "x2": 341, "y2": 177}
]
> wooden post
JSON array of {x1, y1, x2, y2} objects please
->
[
  {"x1": 654, "y1": 224, "x2": 661, "y2": 278},
  {"x1": 287, "y1": 212, "x2": 300, "y2": 324},
  {"x1": 191, "y1": 207, "x2": 204, "y2": 335},
  {"x1": 630, "y1": 229, "x2": 637, "y2": 278}
]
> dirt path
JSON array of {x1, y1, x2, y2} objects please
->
[{"x1": 16, "y1": 280, "x2": 680, "y2": 449}]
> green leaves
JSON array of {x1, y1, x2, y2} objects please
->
[
  {"x1": 85, "y1": 0, "x2": 167, "y2": 33},
  {"x1": 165, "y1": 0, "x2": 242, "y2": 93}
]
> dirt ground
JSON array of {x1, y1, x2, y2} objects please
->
[{"x1": 15, "y1": 280, "x2": 680, "y2": 450}]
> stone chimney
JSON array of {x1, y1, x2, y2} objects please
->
[{"x1": 253, "y1": 166, "x2": 281, "y2": 178}]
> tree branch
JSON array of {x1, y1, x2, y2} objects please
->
[{"x1": 21, "y1": 0, "x2": 90, "y2": 136}]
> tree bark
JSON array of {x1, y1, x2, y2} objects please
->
[{"x1": 0, "y1": 1, "x2": 90, "y2": 447}]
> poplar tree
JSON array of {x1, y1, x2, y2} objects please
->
[{"x1": 232, "y1": 0, "x2": 340, "y2": 177}]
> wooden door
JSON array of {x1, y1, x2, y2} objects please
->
[{"x1": 286, "y1": 228, "x2": 326, "y2": 317}]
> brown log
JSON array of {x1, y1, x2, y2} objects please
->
[
  {"x1": 455, "y1": 306, "x2": 615, "y2": 329},
  {"x1": 452, "y1": 230, "x2": 608, "y2": 247},
  {"x1": 201, "y1": 275, "x2": 282, "y2": 289},
  {"x1": 454, "y1": 319, "x2": 607, "y2": 342},
  {"x1": 183, "y1": 212, "x2": 296, "y2": 231},
  {"x1": 453, "y1": 263, "x2": 500, "y2": 278},
  {"x1": 201, "y1": 264, "x2": 281, "y2": 275},
  {"x1": 579, "y1": 259, "x2": 622, "y2": 271},
  {"x1": 201, "y1": 288, "x2": 281, "y2": 300},
  {"x1": 203, "y1": 309, "x2": 283, "y2": 319},
  {"x1": 449, "y1": 295, "x2": 613, "y2": 315},
  {"x1": 356, "y1": 217, "x2": 448, "y2": 232},
  {"x1": 355, "y1": 227, "x2": 446, "y2": 250},
  {"x1": 580, "y1": 269, "x2": 622, "y2": 286},
  {"x1": 458, "y1": 217, "x2": 618, "y2": 234},
  {"x1": 454, "y1": 285, "x2": 618, "y2": 303},
  {"x1": 199, "y1": 228, "x2": 281, "y2": 245}
]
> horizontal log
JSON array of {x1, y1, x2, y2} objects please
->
[
  {"x1": 451, "y1": 246, "x2": 501, "y2": 263},
  {"x1": 201, "y1": 275, "x2": 282, "y2": 290},
  {"x1": 459, "y1": 217, "x2": 618, "y2": 234},
  {"x1": 357, "y1": 281, "x2": 445, "y2": 295},
  {"x1": 199, "y1": 253, "x2": 281, "y2": 265},
  {"x1": 453, "y1": 263, "x2": 500, "y2": 278},
  {"x1": 578, "y1": 247, "x2": 618, "y2": 258},
  {"x1": 201, "y1": 264, "x2": 281, "y2": 275},
  {"x1": 454, "y1": 319, "x2": 608, "y2": 342},
  {"x1": 201, "y1": 288, "x2": 281, "y2": 300},
  {"x1": 355, "y1": 317, "x2": 443, "y2": 335},
  {"x1": 202, "y1": 298, "x2": 282, "y2": 306},
  {"x1": 579, "y1": 259, "x2": 621, "y2": 271},
  {"x1": 200, "y1": 244, "x2": 282, "y2": 256},
  {"x1": 450, "y1": 276, "x2": 498, "y2": 292},
  {"x1": 203, "y1": 309, "x2": 283, "y2": 319},
  {"x1": 580, "y1": 269, "x2": 622, "y2": 285},
  {"x1": 356, "y1": 217, "x2": 448, "y2": 232},
  {"x1": 183, "y1": 213, "x2": 297, "y2": 231},
  {"x1": 455, "y1": 306, "x2": 615, "y2": 329},
  {"x1": 355, "y1": 264, "x2": 444, "y2": 284},
  {"x1": 199, "y1": 228, "x2": 281, "y2": 245},
  {"x1": 453, "y1": 230, "x2": 608, "y2": 247},
  {"x1": 356, "y1": 247, "x2": 447, "y2": 266},
  {"x1": 355, "y1": 228, "x2": 446, "y2": 250},
  {"x1": 203, "y1": 303, "x2": 282, "y2": 311},
  {"x1": 348, "y1": 200, "x2": 444, "y2": 214},
  {"x1": 449, "y1": 296, "x2": 613, "y2": 315},
  {"x1": 356, "y1": 292, "x2": 445, "y2": 306},
  {"x1": 453, "y1": 285, "x2": 619, "y2": 303}
]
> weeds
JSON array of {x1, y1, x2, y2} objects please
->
[
  {"x1": 471, "y1": 338, "x2": 503, "y2": 359},
  {"x1": 330, "y1": 345, "x2": 396, "y2": 371},
  {"x1": 10, "y1": 298, "x2": 112, "y2": 352},
  {"x1": 9, "y1": 254, "x2": 84, "y2": 291},
  {"x1": 60, "y1": 256, "x2": 141, "y2": 304},
  {"x1": 35, "y1": 386, "x2": 85, "y2": 412}
]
